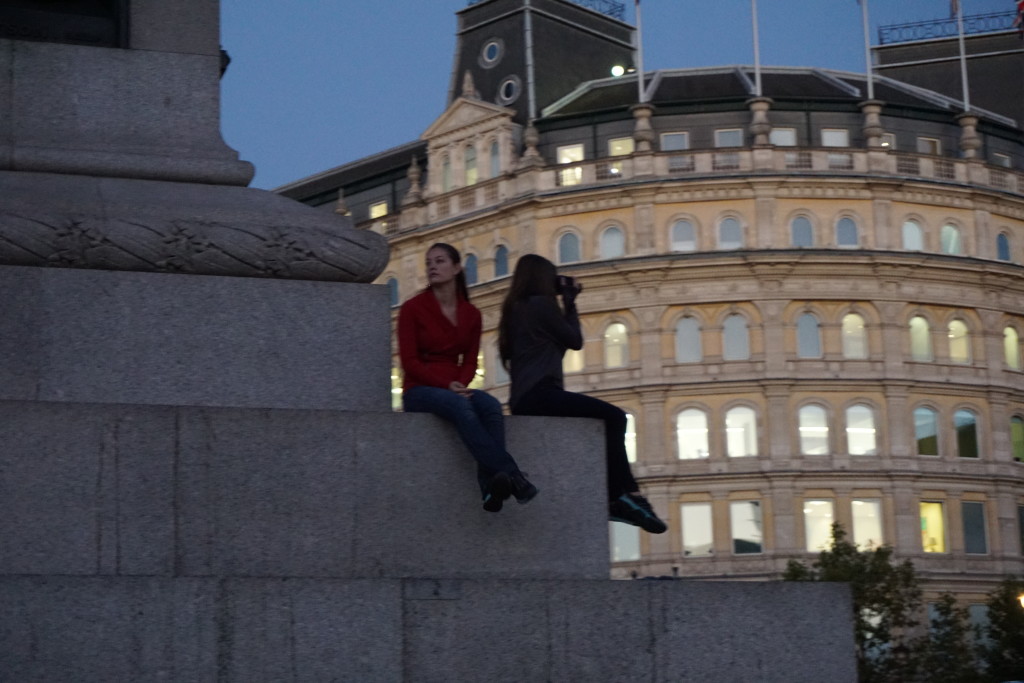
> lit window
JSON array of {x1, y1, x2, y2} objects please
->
[
  {"x1": 675, "y1": 317, "x2": 702, "y2": 363},
  {"x1": 997, "y1": 233, "x2": 1012, "y2": 262},
  {"x1": 910, "y1": 316, "x2": 932, "y2": 361},
  {"x1": 493, "y1": 342, "x2": 509, "y2": 385},
  {"x1": 676, "y1": 408, "x2": 709, "y2": 459},
  {"x1": 490, "y1": 140, "x2": 501, "y2": 178},
  {"x1": 386, "y1": 277, "x2": 399, "y2": 307},
  {"x1": 902, "y1": 220, "x2": 923, "y2": 251},
  {"x1": 796, "y1": 313, "x2": 821, "y2": 358},
  {"x1": 604, "y1": 323, "x2": 629, "y2": 368},
  {"x1": 671, "y1": 219, "x2": 696, "y2": 252},
  {"x1": 557, "y1": 232, "x2": 581, "y2": 264},
  {"x1": 1006, "y1": 327, "x2": 1022, "y2": 370},
  {"x1": 730, "y1": 500, "x2": 763, "y2": 554},
  {"x1": 846, "y1": 404, "x2": 877, "y2": 455},
  {"x1": 725, "y1": 406, "x2": 758, "y2": 457},
  {"x1": 914, "y1": 407, "x2": 939, "y2": 456},
  {"x1": 916, "y1": 137, "x2": 941, "y2": 155},
  {"x1": 722, "y1": 314, "x2": 750, "y2": 361},
  {"x1": 852, "y1": 499, "x2": 883, "y2": 549},
  {"x1": 804, "y1": 500, "x2": 835, "y2": 552},
  {"x1": 468, "y1": 350, "x2": 485, "y2": 389},
  {"x1": 464, "y1": 145, "x2": 478, "y2": 186},
  {"x1": 608, "y1": 137, "x2": 634, "y2": 157},
  {"x1": 463, "y1": 254, "x2": 478, "y2": 286},
  {"x1": 791, "y1": 216, "x2": 813, "y2": 247},
  {"x1": 556, "y1": 144, "x2": 584, "y2": 186},
  {"x1": 369, "y1": 200, "x2": 388, "y2": 220},
  {"x1": 799, "y1": 405, "x2": 829, "y2": 455},
  {"x1": 948, "y1": 320, "x2": 970, "y2": 364},
  {"x1": 954, "y1": 409, "x2": 979, "y2": 458},
  {"x1": 717, "y1": 217, "x2": 742, "y2": 249},
  {"x1": 625, "y1": 413, "x2": 637, "y2": 463},
  {"x1": 941, "y1": 224, "x2": 963, "y2": 255},
  {"x1": 1011, "y1": 416, "x2": 1024, "y2": 462},
  {"x1": 442, "y1": 156, "x2": 452, "y2": 192},
  {"x1": 962, "y1": 501, "x2": 988, "y2": 554},
  {"x1": 494, "y1": 245, "x2": 509, "y2": 278},
  {"x1": 391, "y1": 366, "x2": 402, "y2": 412},
  {"x1": 681, "y1": 502, "x2": 714, "y2": 557},
  {"x1": 841, "y1": 313, "x2": 868, "y2": 359},
  {"x1": 836, "y1": 217, "x2": 858, "y2": 248},
  {"x1": 821, "y1": 129, "x2": 849, "y2": 147},
  {"x1": 920, "y1": 501, "x2": 946, "y2": 553},
  {"x1": 880, "y1": 133, "x2": 896, "y2": 149},
  {"x1": 609, "y1": 522, "x2": 640, "y2": 562},
  {"x1": 661, "y1": 132, "x2": 689, "y2": 151},
  {"x1": 562, "y1": 348, "x2": 584, "y2": 374},
  {"x1": 715, "y1": 129, "x2": 743, "y2": 148},
  {"x1": 599, "y1": 226, "x2": 625, "y2": 259},
  {"x1": 770, "y1": 128, "x2": 797, "y2": 146}
]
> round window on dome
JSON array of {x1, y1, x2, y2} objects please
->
[
  {"x1": 479, "y1": 39, "x2": 504, "y2": 68},
  {"x1": 496, "y1": 75, "x2": 521, "y2": 105}
]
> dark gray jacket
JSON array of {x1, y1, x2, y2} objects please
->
[{"x1": 506, "y1": 295, "x2": 583, "y2": 410}]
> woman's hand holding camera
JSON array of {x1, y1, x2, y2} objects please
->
[{"x1": 556, "y1": 275, "x2": 582, "y2": 302}]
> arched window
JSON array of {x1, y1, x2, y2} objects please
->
[
  {"x1": 386, "y1": 277, "x2": 399, "y2": 307},
  {"x1": 1011, "y1": 415, "x2": 1024, "y2": 462},
  {"x1": 463, "y1": 254, "x2": 478, "y2": 286},
  {"x1": 494, "y1": 245, "x2": 509, "y2": 278},
  {"x1": 675, "y1": 317, "x2": 702, "y2": 363},
  {"x1": 464, "y1": 145, "x2": 478, "y2": 186},
  {"x1": 954, "y1": 409, "x2": 979, "y2": 458},
  {"x1": 725, "y1": 406, "x2": 758, "y2": 457},
  {"x1": 671, "y1": 219, "x2": 696, "y2": 252},
  {"x1": 997, "y1": 233, "x2": 1011, "y2": 262},
  {"x1": 625, "y1": 413, "x2": 637, "y2": 463},
  {"x1": 600, "y1": 226, "x2": 625, "y2": 259},
  {"x1": 791, "y1": 216, "x2": 813, "y2": 248},
  {"x1": 441, "y1": 155, "x2": 452, "y2": 193},
  {"x1": 846, "y1": 404, "x2": 877, "y2": 455},
  {"x1": 798, "y1": 405, "x2": 829, "y2": 455},
  {"x1": 796, "y1": 313, "x2": 821, "y2": 358},
  {"x1": 941, "y1": 224, "x2": 963, "y2": 255},
  {"x1": 722, "y1": 314, "x2": 750, "y2": 361},
  {"x1": 1004, "y1": 327, "x2": 1021, "y2": 370},
  {"x1": 717, "y1": 217, "x2": 743, "y2": 250},
  {"x1": 841, "y1": 313, "x2": 868, "y2": 359},
  {"x1": 557, "y1": 232, "x2": 581, "y2": 264},
  {"x1": 914, "y1": 406, "x2": 939, "y2": 456},
  {"x1": 677, "y1": 408, "x2": 709, "y2": 459},
  {"x1": 836, "y1": 217, "x2": 858, "y2": 248},
  {"x1": 948, "y1": 320, "x2": 970, "y2": 364},
  {"x1": 489, "y1": 139, "x2": 501, "y2": 179},
  {"x1": 604, "y1": 322, "x2": 629, "y2": 368},
  {"x1": 902, "y1": 219, "x2": 923, "y2": 251},
  {"x1": 563, "y1": 348, "x2": 584, "y2": 374},
  {"x1": 909, "y1": 316, "x2": 932, "y2": 361}
]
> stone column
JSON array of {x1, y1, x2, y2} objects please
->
[
  {"x1": 631, "y1": 103, "x2": 656, "y2": 176},
  {"x1": 860, "y1": 100, "x2": 889, "y2": 173},
  {"x1": 747, "y1": 97, "x2": 774, "y2": 171}
]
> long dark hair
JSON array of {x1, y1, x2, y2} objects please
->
[
  {"x1": 498, "y1": 253, "x2": 559, "y2": 367},
  {"x1": 427, "y1": 242, "x2": 470, "y2": 302}
]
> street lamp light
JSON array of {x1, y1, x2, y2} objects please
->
[{"x1": 1018, "y1": 593, "x2": 1024, "y2": 609}]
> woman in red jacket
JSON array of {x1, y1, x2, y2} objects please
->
[{"x1": 398, "y1": 243, "x2": 537, "y2": 512}]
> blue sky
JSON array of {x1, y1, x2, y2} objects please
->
[{"x1": 219, "y1": 0, "x2": 1014, "y2": 190}]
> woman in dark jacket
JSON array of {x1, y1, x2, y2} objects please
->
[{"x1": 497, "y1": 254, "x2": 666, "y2": 533}]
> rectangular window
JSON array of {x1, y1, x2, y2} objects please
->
[
  {"x1": 681, "y1": 502, "x2": 714, "y2": 558},
  {"x1": 962, "y1": 501, "x2": 988, "y2": 554},
  {"x1": 730, "y1": 500, "x2": 763, "y2": 554},
  {"x1": 556, "y1": 144, "x2": 584, "y2": 187},
  {"x1": 369, "y1": 200, "x2": 388, "y2": 219},
  {"x1": 821, "y1": 129, "x2": 849, "y2": 147},
  {"x1": 852, "y1": 499, "x2": 883, "y2": 549},
  {"x1": 608, "y1": 137, "x2": 634, "y2": 157},
  {"x1": 917, "y1": 137, "x2": 941, "y2": 155},
  {"x1": 804, "y1": 499, "x2": 835, "y2": 552},
  {"x1": 920, "y1": 501, "x2": 946, "y2": 553},
  {"x1": 769, "y1": 128, "x2": 797, "y2": 146},
  {"x1": 881, "y1": 133, "x2": 897, "y2": 150},
  {"x1": 992, "y1": 153, "x2": 1011, "y2": 168},
  {"x1": 715, "y1": 129, "x2": 744, "y2": 148},
  {"x1": 624, "y1": 413, "x2": 637, "y2": 464},
  {"x1": 661, "y1": 132, "x2": 689, "y2": 151},
  {"x1": 609, "y1": 521, "x2": 640, "y2": 562}
]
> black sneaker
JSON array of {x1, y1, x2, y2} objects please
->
[
  {"x1": 510, "y1": 473, "x2": 539, "y2": 504},
  {"x1": 609, "y1": 493, "x2": 667, "y2": 534},
  {"x1": 482, "y1": 472, "x2": 512, "y2": 512}
]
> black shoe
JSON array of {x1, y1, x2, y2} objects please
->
[
  {"x1": 510, "y1": 473, "x2": 539, "y2": 505},
  {"x1": 609, "y1": 493, "x2": 667, "y2": 534},
  {"x1": 482, "y1": 472, "x2": 512, "y2": 512}
]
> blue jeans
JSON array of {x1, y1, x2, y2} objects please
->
[{"x1": 403, "y1": 386, "x2": 522, "y2": 494}]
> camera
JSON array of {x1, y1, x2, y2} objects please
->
[{"x1": 555, "y1": 275, "x2": 580, "y2": 296}]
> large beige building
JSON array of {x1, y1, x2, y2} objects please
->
[{"x1": 281, "y1": 0, "x2": 1024, "y2": 611}]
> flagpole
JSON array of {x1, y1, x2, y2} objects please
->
[
  {"x1": 635, "y1": 0, "x2": 646, "y2": 103},
  {"x1": 751, "y1": 0, "x2": 761, "y2": 96},
  {"x1": 954, "y1": 1, "x2": 970, "y2": 111},
  {"x1": 860, "y1": 0, "x2": 874, "y2": 100}
]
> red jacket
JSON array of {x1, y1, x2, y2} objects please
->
[{"x1": 398, "y1": 288, "x2": 481, "y2": 391}]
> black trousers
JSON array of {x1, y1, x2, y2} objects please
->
[{"x1": 512, "y1": 380, "x2": 638, "y2": 501}]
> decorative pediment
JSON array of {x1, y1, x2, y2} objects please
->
[{"x1": 421, "y1": 97, "x2": 517, "y2": 146}]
